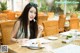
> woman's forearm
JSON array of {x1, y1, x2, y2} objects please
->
[{"x1": 37, "y1": 25, "x2": 43, "y2": 38}]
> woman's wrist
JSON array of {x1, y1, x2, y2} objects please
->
[
  {"x1": 16, "y1": 39, "x2": 18, "y2": 43},
  {"x1": 11, "y1": 38, "x2": 18, "y2": 43}
]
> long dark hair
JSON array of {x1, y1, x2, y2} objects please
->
[{"x1": 18, "y1": 3, "x2": 38, "y2": 38}]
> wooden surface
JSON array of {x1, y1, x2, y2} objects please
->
[
  {"x1": 8, "y1": 34, "x2": 80, "y2": 53},
  {"x1": 43, "y1": 20, "x2": 59, "y2": 36},
  {"x1": 0, "y1": 20, "x2": 16, "y2": 45}
]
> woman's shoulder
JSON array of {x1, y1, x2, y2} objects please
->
[
  {"x1": 14, "y1": 20, "x2": 21, "y2": 27},
  {"x1": 16, "y1": 20, "x2": 20, "y2": 23},
  {"x1": 15, "y1": 20, "x2": 20, "y2": 25}
]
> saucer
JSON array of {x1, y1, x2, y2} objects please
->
[{"x1": 48, "y1": 36, "x2": 58, "y2": 40}]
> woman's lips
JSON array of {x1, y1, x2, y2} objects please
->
[
  {"x1": 30, "y1": 17, "x2": 34, "y2": 20},
  {"x1": 30, "y1": 16, "x2": 34, "y2": 19}
]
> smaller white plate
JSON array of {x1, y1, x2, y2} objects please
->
[{"x1": 48, "y1": 36, "x2": 58, "y2": 40}]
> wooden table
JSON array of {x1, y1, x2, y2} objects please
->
[{"x1": 8, "y1": 34, "x2": 80, "y2": 53}]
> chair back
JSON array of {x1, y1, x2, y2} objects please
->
[
  {"x1": 47, "y1": 12, "x2": 54, "y2": 18},
  {"x1": 71, "y1": 13, "x2": 78, "y2": 18},
  {"x1": 58, "y1": 14, "x2": 66, "y2": 32},
  {"x1": 38, "y1": 12, "x2": 45, "y2": 16},
  {"x1": 2, "y1": 10, "x2": 12, "y2": 13},
  {"x1": 15, "y1": 11, "x2": 21, "y2": 18},
  {"x1": 43, "y1": 20, "x2": 59, "y2": 36},
  {"x1": 0, "y1": 13, "x2": 7, "y2": 20},
  {"x1": 38, "y1": 15, "x2": 48, "y2": 25},
  {"x1": 6, "y1": 11, "x2": 16, "y2": 20},
  {"x1": 69, "y1": 18, "x2": 79, "y2": 29},
  {"x1": 0, "y1": 21, "x2": 16, "y2": 45}
]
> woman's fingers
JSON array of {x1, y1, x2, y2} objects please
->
[{"x1": 38, "y1": 25, "x2": 43, "y2": 32}]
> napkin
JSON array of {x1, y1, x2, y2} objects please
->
[{"x1": 53, "y1": 44, "x2": 80, "y2": 53}]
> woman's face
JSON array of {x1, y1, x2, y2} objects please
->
[{"x1": 28, "y1": 7, "x2": 36, "y2": 21}]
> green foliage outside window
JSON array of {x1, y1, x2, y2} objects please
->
[
  {"x1": 30, "y1": 0, "x2": 80, "y2": 14},
  {"x1": 0, "y1": 1, "x2": 7, "y2": 12}
]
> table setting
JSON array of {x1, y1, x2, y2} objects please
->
[
  {"x1": 60, "y1": 29, "x2": 80, "y2": 43},
  {"x1": 18, "y1": 38, "x2": 51, "y2": 50}
]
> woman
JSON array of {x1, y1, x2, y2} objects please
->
[{"x1": 11, "y1": 3, "x2": 43, "y2": 43}]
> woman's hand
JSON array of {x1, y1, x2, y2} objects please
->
[
  {"x1": 37, "y1": 25, "x2": 43, "y2": 38},
  {"x1": 11, "y1": 37, "x2": 29, "y2": 44},
  {"x1": 17, "y1": 38, "x2": 29, "y2": 45},
  {"x1": 17, "y1": 38, "x2": 29, "y2": 43},
  {"x1": 38, "y1": 25, "x2": 43, "y2": 32}
]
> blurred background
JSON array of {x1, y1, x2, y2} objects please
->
[{"x1": 0, "y1": 0, "x2": 80, "y2": 15}]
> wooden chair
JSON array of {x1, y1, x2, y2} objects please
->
[
  {"x1": 69, "y1": 18, "x2": 79, "y2": 30},
  {"x1": 47, "y1": 12, "x2": 54, "y2": 18},
  {"x1": 6, "y1": 11, "x2": 16, "y2": 20},
  {"x1": 38, "y1": 15, "x2": 48, "y2": 25},
  {"x1": 58, "y1": 14, "x2": 66, "y2": 32},
  {"x1": 0, "y1": 21, "x2": 16, "y2": 45},
  {"x1": 71, "y1": 13, "x2": 78, "y2": 18},
  {"x1": 15, "y1": 11, "x2": 21, "y2": 18},
  {"x1": 2, "y1": 10, "x2": 12, "y2": 13},
  {"x1": 43, "y1": 20, "x2": 59, "y2": 36},
  {"x1": 0, "y1": 13, "x2": 7, "y2": 20},
  {"x1": 38, "y1": 15, "x2": 48, "y2": 36},
  {"x1": 38, "y1": 12, "x2": 45, "y2": 16}
]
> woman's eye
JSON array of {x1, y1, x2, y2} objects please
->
[
  {"x1": 30, "y1": 11, "x2": 33, "y2": 13},
  {"x1": 30, "y1": 11, "x2": 36, "y2": 14}
]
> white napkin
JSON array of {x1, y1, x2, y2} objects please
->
[{"x1": 53, "y1": 44, "x2": 80, "y2": 53}]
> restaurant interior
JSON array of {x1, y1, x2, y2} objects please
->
[{"x1": 0, "y1": 0, "x2": 80, "y2": 53}]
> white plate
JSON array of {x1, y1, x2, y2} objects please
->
[
  {"x1": 21, "y1": 38, "x2": 47, "y2": 49},
  {"x1": 22, "y1": 43, "x2": 44, "y2": 50},
  {"x1": 48, "y1": 36, "x2": 58, "y2": 40}
]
